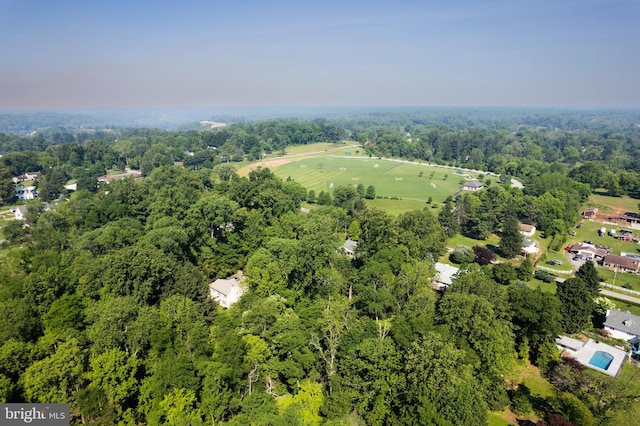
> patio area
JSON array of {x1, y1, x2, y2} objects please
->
[{"x1": 556, "y1": 336, "x2": 627, "y2": 377}]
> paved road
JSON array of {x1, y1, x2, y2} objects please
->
[{"x1": 600, "y1": 289, "x2": 640, "y2": 305}]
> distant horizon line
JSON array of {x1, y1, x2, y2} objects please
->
[{"x1": 2, "y1": 105, "x2": 640, "y2": 112}]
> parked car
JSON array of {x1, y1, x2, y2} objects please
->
[{"x1": 547, "y1": 260, "x2": 563, "y2": 265}]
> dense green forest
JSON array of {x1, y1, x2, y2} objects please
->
[{"x1": 1, "y1": 109, "x2": 640, "y2": 425}]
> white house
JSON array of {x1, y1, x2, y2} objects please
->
[
  {"x1": 208, "y1": 273, "x2": 246, "y2": 309},
  {"x1": 433, "y1": 262, "x2": 460, "y2": 289},
  {"x1": 16, "y1": 185, "x2": 37, "y2": 200},
  {"x1": 521, "y1": 237, "x2": 538, "y2": 254},
  {"x1": 14, "y1": 205, "x2": 27, "y2": 220},
  {"x1": 519, "y1": 224, "x2": 536, "y2": 238},
  {"x1": 604, "y1": 309, "x2": 640, "y2": 342},
  {"x1": 343, "y1": 239, "x2": 358, "y2": 257}
]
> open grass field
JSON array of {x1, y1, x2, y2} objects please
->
[
  {"x1": 281, "y1": 142, "x2": 352, "y2": 156},
  {"x1": 445, "y1": 233, "x2": 501, "y2": 250},
  {"x1": 238, "y1": 141, "x2": 493, "y2": 214},
  {"x1": 272, "y1": 155, "x2": 465, "y2": 206},
  {"x1": 364, "y1": 198, "x2": 432, "y2": 216},
  {"x1": 587, "y1": 193, "x2": 639, "y2": 215},
  {"x1": 237, "y1": 142, "x2": 361, "y2": 176},
  {"x1": 598, "y1": 268, "x2": 640, "y2": 292}
]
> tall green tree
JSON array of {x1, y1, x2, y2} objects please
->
[
  {"x1": 365, "y1": 185, "x2": 376, "y2": 199},
  {"x1": 0, "y1": 164, "x2": 15, "y2": 205},
  {"x1": 508, "y1": 286, "x2": 562, "y2": 345},
  {"x1": 556, "y1": 278, "x2": 594, "y2": 334},
  {"x1": 575, "y1": 260, "x2": 601, "y2": 296},
  {"x1": 22, "y1": 338, "x2": 88, "y2": 403},
  {"x1": 404, "y1": 333, "x2": 487, "y2": 426},
  {"x1": 438, "y1": 201, "x2": 459, "y2": 238},
  {"x1": 500, "y1": 216, "x2": 523, "y2": 258},
  {"x1": 516, "y1": 255, "x2": 534, "y2": 281}
]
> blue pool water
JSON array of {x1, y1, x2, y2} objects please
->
[{"x1": 589, "y1": 351, "x2": 614, "y2": 370}]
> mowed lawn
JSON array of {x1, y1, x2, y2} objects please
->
[{"x1": 273, "y1": 156, "x2": 465, "y2": 206}]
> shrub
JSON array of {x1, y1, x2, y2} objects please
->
[
  {"x1": 510, "y1": 384, "x2": 533, "y2": 416},
  {"x1": 473, "y1": 246, "x2": 496, "y2": 265},
  {"x1": 450, "y1": 245, "x2": 474, "y2": 264},
  {"x1": 535, "y1": 270, "x2": 557, "y2": 283}
]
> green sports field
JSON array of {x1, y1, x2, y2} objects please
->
[{"x1": 272, "y1": 155, "x2": 467, "y2": 208}]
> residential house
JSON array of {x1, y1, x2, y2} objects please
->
[
  {"x1": 603, "y1": 309, "x2": 640, "y2": 342},
  {"x1": 568, "y1": 243, "x2": 609, "y2": 260},
  {"x1": 461, "y1": 180, "x2": 483, "y2": 191},
  {"x1": 14, "y1": 205, "x2": 27, "y2": 220},
  {"x1": 582, "y1": 208, "x2": 598, "y2": 219},
  {"x1": 433, "y1": 262, "x2": 459, "y2": 289},
  {"x1": 12, "y1": 172, "x2": 38, "y2": 184},
  {"x1": 519, "y1": 224, "x2": 536, "y2": 238},
  {"x1": 343, "y1": 239, "x2": 358, "y2": 257},
  {"x1": 601, "y1": 254, "x2": 640, "y2": 273},
  {"x1": 521, "y1": 237, "x2": 538, "y2": 254},
  {"x1": 208, "y1": 273, "x2": 246, "y2": 309},
  {"x1": 15, "y1": 185, "x2": 37, "y2": 200}
]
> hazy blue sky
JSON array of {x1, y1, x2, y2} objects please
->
[{"x1": 1, "y1": 0, "x2": 638, "y2": 108}]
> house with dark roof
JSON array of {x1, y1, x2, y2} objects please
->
[
  {"x1": 461, "y1": 180, "x2": 483, "y2": 191},
  {"x1": 582, "y1": 208, "x2": 598, "y2": 219},
  {"x1": 604, "y1": 309, "x2": 640, "y2": 342},
  {"x1": 602, "y1": 254, "x2": 640, "y2": 273}
]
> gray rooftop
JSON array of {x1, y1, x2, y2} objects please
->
[
  {"x1": 556, "y1": 336, "x2": 584, "y2": 351},
  {"x1": 604, "y1": 309, "x2": 640, "y2": 337},
  {"x1": 434, "y1": 262, "x2": 460, "y2": 287},
  {"x1": 462, "y1": 180, "x2": 483, "y2": 188},
  {"x1": 209, "y1": 277, "x2": 239, "y2": 296},
  {"x1": 343, "y1": 239, "x2": 358, "y2": 253}
]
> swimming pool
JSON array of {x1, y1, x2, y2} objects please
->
[{"x1": 589, "y1": 351, "x2": 614, "y2": 370}]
